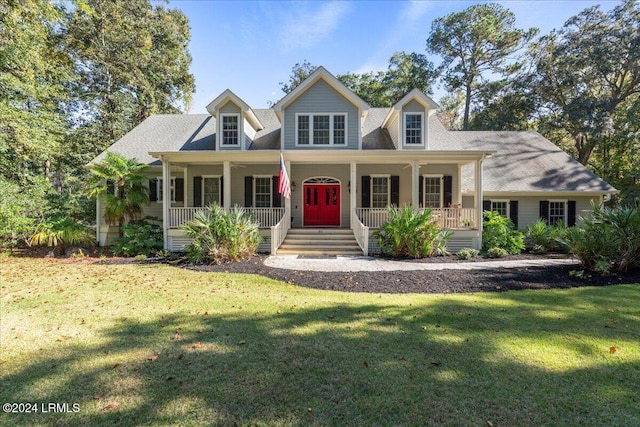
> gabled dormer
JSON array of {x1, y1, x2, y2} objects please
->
[
  {"x1": 206, "y1": 89, "x2": 263, "y2": 150},
  {"x1": 272, "y1": 66, "x2": 369, "y2": 150},
  {"x1": 381, "y1": 89, "x2": 439, "y2": 150}
]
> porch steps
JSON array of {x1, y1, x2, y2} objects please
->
[{"x1": 277, "y1": 228, "x2": 363, "y2": 256}]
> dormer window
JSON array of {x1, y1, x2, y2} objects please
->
[
  {"x1": 405, "y1": 113, "x2": 424, "y2": 145},
  {"x1": 221, "y1": 114, "x2": 239, "y2": 146},
  {"x1": 296, "y1": 113, "x2": 347, "y2": 146}
]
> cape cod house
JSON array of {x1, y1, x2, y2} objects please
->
[{"x1": 91, "y1": 66, "x2": 616, "y2": 255}]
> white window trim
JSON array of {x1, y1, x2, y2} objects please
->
[
  {"x1": 370, "y1": 174, "x2": 391, "y2": 208},
  {"x1": 404, "y1": 112, "x2": 425, "y2": 145},
  {"x1": 202, "y1": 175, "x2": 222, "y2": 206},
  {"x1": 157, "y1": 176, "x2": 177, "y2": 203},
  {"x1": 489, "y1": 199, "x2": 510, "y2": 218},
  {"x1": 295, "y1": 113, "x2": 348, "y2": 146},
  {"x1": 548, "y1": 199, "x2": 568, "y2": 225},
  {"x1": 253, "y1": 175, "x2": 273, "y2": 208},
  {"x1": 221, "y1": 113, "x2": 240, "y2": 146},
  {"x1": 422, "y1": 174, "x2": 443, "y2": 208}
]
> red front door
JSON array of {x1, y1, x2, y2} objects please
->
[{"x1": 303, "y1": 184, "x2": 340, "y2": 226}]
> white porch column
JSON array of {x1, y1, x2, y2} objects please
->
[
  {"x1": 285, "y1": 160, "x2": 292, "y2": 219},
  {"x1": 475, "y1": 157, "x2": 484, "y2": 250},
  {"x1": 457, "y1": 163, "x2": 463, "y2": 205},
  {"x1": 162, "y1": 157, "x2": 171, "y2": 250},
  {"x1": 223, "y1": 161, "x2": 231, "y2": 210},
  {"x1": 350, "y1": 161, "x2": 357, "y2": 228},
  {"x1": 412, "y1": 160, "x2": 420, "y2": 208}
]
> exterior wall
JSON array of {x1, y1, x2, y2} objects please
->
[
  {"x1": 388, "y1": 115, "x2": 399, "y2": 148},
  {"x1": 401, "y1": 99, "x2": 427, "y2": 150},
  {"x1": 219, "y1": 101, "x2": 240, "y2": 114},
  {"x1": 283, "y1": 79, "x2": 359, "y2": 150}
]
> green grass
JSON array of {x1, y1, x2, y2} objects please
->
[{"x1": 1, "y1": 255, "x2": 639, "y2": 426}]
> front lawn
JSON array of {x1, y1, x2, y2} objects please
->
[{"x1": 1, "y1": 255, "x2": 639, "y2": 426}]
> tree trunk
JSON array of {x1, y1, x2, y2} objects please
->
[{"x1": 463, "y1": 83, "x2": 472, "y2": 131}]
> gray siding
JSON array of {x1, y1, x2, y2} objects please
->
[
  {"x1": 219, "y1": 101, "x2": 240, "y2": 114},
  {"x1": 401, "y1": 99, "x2": 427, "y2": 150},
  {"x1": 283, "y1": 80, "x2": 359, "y2": 150}
]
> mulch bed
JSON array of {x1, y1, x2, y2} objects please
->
[{"x1": 9, "y1": 247, "x2": 640, "y2": 294}]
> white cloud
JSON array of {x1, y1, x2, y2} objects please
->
[{"x1": 280, "y1": 2, "x2": 351, "y2": 52}]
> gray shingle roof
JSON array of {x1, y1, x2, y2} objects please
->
[{"x1": 92, "y1": 110, "x2": 615, "y2": 193}]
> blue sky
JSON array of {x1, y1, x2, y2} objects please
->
[{"x1": 166, "y1": 0, "x2": 612, "y2": 112}]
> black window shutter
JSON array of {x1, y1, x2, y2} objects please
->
[
  {"x1": 244, "y1": 176, "x2": 253, "y2": 207},
  {"x1": 443, "y1": 175, "x2": 453, "y2": 207},
  {"x1": 174, "y1": 178, "x2": 184, "y2": 202},
  {"x1": 390, "y1": 175, "x2": 400, "y2": 206},
  {"x1": 361, "y1": 175, "x2": 370, "y2": 208},
  {"x1": 149, "y1": 178, "x2": 158, "y2": 202},
  {"x1": 219, "y1": 177, "x2": 224, "y2": 207},
  {"x1": 483, "y1": 200, "x2": 491, "y2": 212},
  {"x1": 418, "y1": 176, "x2": 424, "y2": 208},
  {"x1": 509, "y1": 200, "x2": 519, "y2": 228},
  {"x1": 107, "y1": 180, "x2": 115, "y2": 195},
  {"x1": 568, "y1": 201, "x2": 577, "y2": 226},
  {"x1": 193, "y1": 176, "x2": 202, "y2": 207},
  {"x1": 539, "y1": 200, "x2": 549, "y2": 223},
  {"x1": 272, "y1": 176, "x2": 281, "y2": 208}
]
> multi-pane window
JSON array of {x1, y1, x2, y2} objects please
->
[
  {"x1": 203, "y1": 177, "x2": 220, "y2": 206},
  {"x1": 313, "y1": 115, "x2": 330, "y2": 144},
  {"x1": 371, "y1": 176, "x2": 389, "y2": 208},
  {"x1": 405, "y1": 113, "x2": 423, "y2": 144},
  {"x1": 254, "y1": 177, "x2": 272, "y2": 208},
  {"x1": 423, "y1": 176, "x2": 442, "y2": 208},
  {"x1": 491, "y1": 201, "x2": 508, "y2": 218},
  {"x1": 296, "y1": 113, "x2": 347, "y2": 145},
  {"x1": 333, "y1": 115, "x2": 345, "y2": 144},
  {"x1": 297, "y1": 115, "x2": 310, "y2": 145},
  {"x1": 549, "y1": 201, "x2": 566, "y2": 225},
  {"x1": 222, "y1": 115, "x2": 239, "y2": 145},
  {"x1": 157, "y1": 178, "x2": 176, "y2": 202}
]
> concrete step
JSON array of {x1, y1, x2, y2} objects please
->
[
  {"x1": 277, "y1": 228, "x2": 363, "y2": 256},
  {"x1": 277, "y1": 249, "x2": 363, "y2": 256}
]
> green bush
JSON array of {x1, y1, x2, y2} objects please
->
[
  {"x1": 181, "y1": 205, "x2": 262, "y2": 264},
  {"x1": 374, "y1": 205, "x2": 452, "y2": 258},
  {"x1": 486, "y1": 247, "x2": 509, "y2": 258},
  {"x1": 482, "y1": 211, "x2": 525, "y2": 255},
  {"x1": 457, "y1": 248, "x2": 479, "y2": 260},
  {"x1": 111, "y1": 217, "x2": 163, "y2": 257},
  {"x1": 564, "y1": 202, "x2": 640, "y2": 272},
  {"x1": 524, "y1": 220, "x2": 571, "y2": 254},
  {"x1": 0, "y1": 177, "x2": 51, "y2": 248},
  {"x1": 30, "y1": 217, "x2": 95, "y2": 255}
]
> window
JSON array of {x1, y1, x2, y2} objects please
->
[
  {"x1": 296, "y1": 113, "x2": 347, "y2": 145},
  {"x1": 490, "y1": 200, "x2": 509, "y2": 218},
  {"x1": 254, "y1": 176, "x2": 272, "y2": 208},
  {"x1": 549, "y1": 201, "x2": 566, "y2": 225},
  {"x1": 157, "y1": 178, "x2": 176, "y2": 202},
  {"x1": 371, "y1": 176, "x2": 389, "y2": 208},
  {"x1": 423, "y1": 176, "x2": 442, "y2": 208},
  {"x1": 222, "y1": 115, "x2": 239, "y2": 145},
  {"x1": 203, "y1": 176, "x2": 221, "y2": 206},
  {"x1": 405, "y1": 113, "x2": 423, "y2": 144}
]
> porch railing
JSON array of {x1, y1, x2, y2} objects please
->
[
  {"x1": 355, "y1": 207, "x2": 477, "y2": 230},
  {"x1": 169, "y1": 207, "x2": 286, "y2": 228},
  {"x1": 351, "y1": 208, "x2": 369, "y2": 256},
  {"x1": 270, "y1": 208, "x2": 290, "y2": 254}
]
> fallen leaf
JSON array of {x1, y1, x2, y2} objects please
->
[
  {"x1": 111, "y1": 363, "x2": 120, "y2": 369},
  {"x1": 174, "y1": 332, "x2": 181, "y2": 340},
  {"x1": 166, "y1": 376, "x2": 174, "y2": 381},
  {"x1": 103, "y1": 403, "x2": 119, "y2": 411},
  {"x1": 487, "y1": 421, "x2": 494, "y2": 427},
  {"x1": 607, "y1": 308, "x2": 615, "y2": 312},
  {"x1": 610, "y1": 346, "x2": 617, "y2": 354},
  {"x1": 430, "y1": 361, "x2": 441, "y2": 366},
  {"x1": 94, "y1": 393, "x2": 103, "y2": 400},
  {"x1": 177, "y1": 353, "x2": 184, "y2": 359},
  {"x1": 239, "y1": 340, "x2": 246, "y2": 345},
  {"x1": 192, "y1": 342, "x2": 202, "y2": 349},
  {"x1": 147, "y1": 355, "x2": 158, "y2": 361},
  {"x1": 362, "y1": 361, "x2": 369, "y2": 368}
]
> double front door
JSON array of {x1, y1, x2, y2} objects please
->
[{"x1": 303, "y1": 184, "x2": 340, "y2": 226}]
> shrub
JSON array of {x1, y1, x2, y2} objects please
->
[
  {"x1": 482, "y1": 211, "x2": 525, "y2": 255},
  {"x1": 0, "y1": 177, "x2": 50, "y2": 248},
  {"x1": 563, "y1": 202, "x2": 640, "y2": 272},
  {"x1": 181, "y1": 205, "x2": 261, "y2": 264},
  {"x1": 457, "y1": 248, "x2": 479, "y2": 260},
  {"x1": 374, "y1": 205, "x2": 452, "y2": 258},
  {"x1": 111, "y1": 217, "x2": 163, "y2": 257},
  {"x1": 525, "y1": 220, "x2": 571, "y2": 254},
  {"x1": 30, "y1": 217, "x2": 95, "y2": 255},
  {"x1": 486, "y1": 247, "x2": 509, "y2": 258}
]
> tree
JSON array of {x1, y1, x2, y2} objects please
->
[
  {"x1": 468, "y1": 77, "x2": 536, "y2": 131},
  {"x1": 427, "y1": 3, "x2": 538, "y2": 130},
  {"x1": 88, "y1": 152, "x2": 149, "y2": 229},
  {"x1": 0, "y1": 0, "x2": 72, "y2": 182},
  {"x1": 338, "y1": 71, "x2": 390, "y2": 107},
  {"x1": 279, "y1": 60, "x2": 318, "y2": 95},
  {"x1": 529, "y1": 0, "x2": 640, "y2": 166},
  {"x1": 66, "y1": 0, "x2": 195, "y2": 154},
  {"x1": 383, "y1": 52, "x2": 437, "y2": 103}
]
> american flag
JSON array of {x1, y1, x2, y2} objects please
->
[{"x1": 278, "y1": 152, "x2": 291, "y2": 199}]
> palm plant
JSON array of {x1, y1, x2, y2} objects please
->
[
  {"x1": 31, "y1": 217, "x2": 95, "y2": 254},
  {"x1": 88, "y1": 152, "x2": 149, "y2": 229}
]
